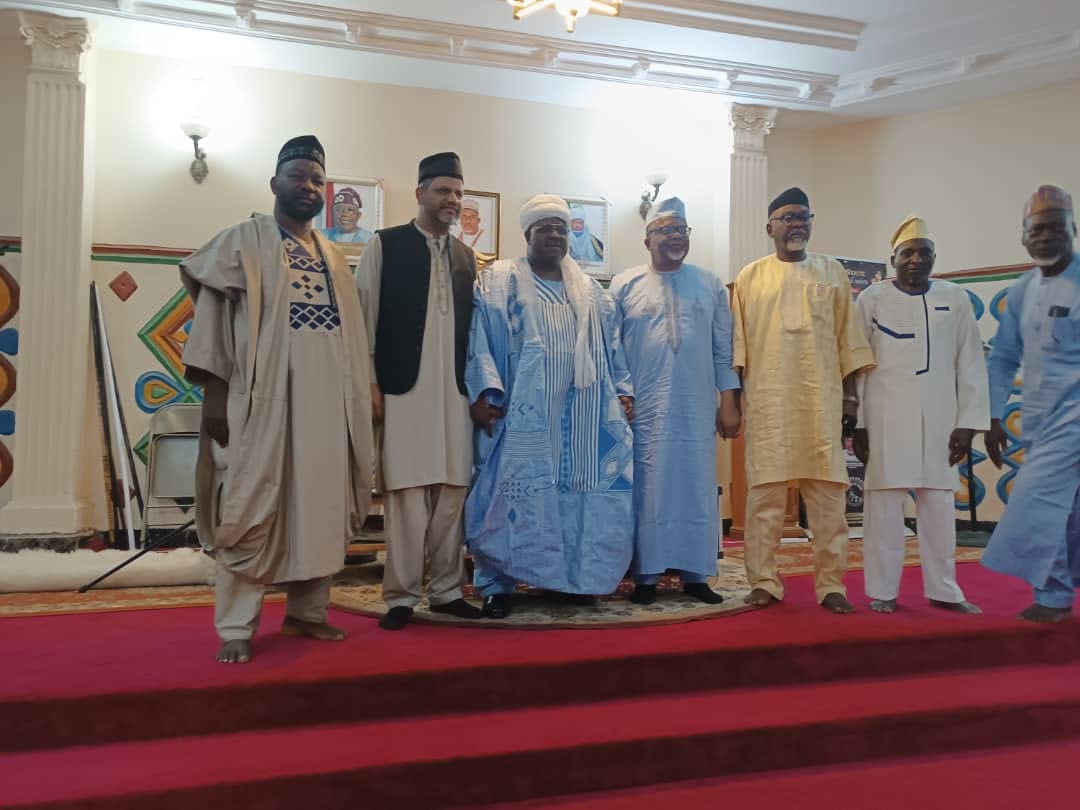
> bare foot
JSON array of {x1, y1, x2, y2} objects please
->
[
  {"x1": 744, "y1": 588, "x2": 779, "y2": 608},
  {"x1": 821, "y1": 592, "x2": 855, "y2": 614},
  {"x1": 930, "y1": 599, "x2": 982, "y2": 615},
  {"x1": 869, "y1": 598, "x2": 897, "y2": 614},
  {"x1": 1018, "y1": 604, "x2": 1071, "y2": 623},
  {"x1": 216, "y1": 639, "x2": 252, "y2": 664},
  {"x1": 281, "y1": 616, "x2": 348, "y2": 641}
]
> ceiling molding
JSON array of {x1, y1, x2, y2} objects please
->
[
  {"x1": 834, "y1": 26, "x2": 1080, "y2": 106},
  {"x1": 3, "y1": 0, "x2": 840, "y2": 108},
  {"x1": 619, "y1": 0, "x2": 864, "y2": 52}
]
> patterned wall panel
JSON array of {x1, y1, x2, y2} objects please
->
[
  {"x1": 0, "y1": 240, "x2": 21, "y2": 500},
  {"x1": 939, "y1": 265, "x2": 1028, "y2": 522}
]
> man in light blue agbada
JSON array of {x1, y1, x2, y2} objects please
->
[
  {"x1": 982, "y1": 185, "x2": 1080, "y2": 622},
  {"x1": 567, "y1": 202, "x2": 604, "y2": 264},
  {"x1": 465, "y1": 195, "x2": 635, "y2": 619},
  {"x1": 611, "y1": 198, "x2": 742, "y2": 604}
]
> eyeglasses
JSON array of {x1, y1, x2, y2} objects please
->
[
  {"x1": 769, "y1": 213, "x2": 815, "y2": 226},
  {"x1": 533, "y1": 224, "x2": 569, "y2": 236},
  {"x1": 648, "y1": 225, "x2": 692, "y2": 237}
]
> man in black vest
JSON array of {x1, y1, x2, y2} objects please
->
[{"x1": 356, "y1": 152, "x2": 483, "y2": 630}]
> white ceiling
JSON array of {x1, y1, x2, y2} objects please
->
[{"x1": 5, "y1": 0, "x2": 1080, "y2": 124}]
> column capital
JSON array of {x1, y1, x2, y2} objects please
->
[
  {"x1": 730, "y1": 104, "x2": 777, "y2": 153},
  {"x1": 17, "y1": 11, "x2": 91, "y2": 73}
]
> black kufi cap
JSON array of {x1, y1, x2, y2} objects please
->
[
  {"x1": 418, "y1": 152, "x2": 463, "y2": 183},
  {"x1": 768, "y1": 186, "x2": 810, "y2": 215},
  {"x1": 277, "y1": 135, "x2": 325, "y2": 171}
]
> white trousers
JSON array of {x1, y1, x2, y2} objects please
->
[
  {"x1": 381, "y1": 484, "x2": 467, "y2": 610},
  {"x1": 863, "y1": 488, "x2": 965, "y2": 603},
  {"x1": 214, "y1": 557, "x2": 332, "y2": 642}
]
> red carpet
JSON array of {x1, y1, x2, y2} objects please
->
[
  {"x1": 475, "y1": 740, "x2": 1080, "y2": 810},
  {"x1": 2, "y1": 563, "x2": 1079, "y2": 808}
]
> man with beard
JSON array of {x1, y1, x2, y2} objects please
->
[
  {"x1": 982, "y1": 185, "x2": 1080, "y2": 623},
  {"x1": 731, "y1": 187, "x2": 875, "y2": 613},
  {"x1": 853, "y1": 215, "x2": 989, "y2": 614},
  {"x1": 357, "y1": 152, "x2": 483, "y2": 630},
  {"x1": 611, "y1": 197, "x2": 741, "y2": 605},
  {"x1": 181, "y1": 135, "x2": 374, "y2": 663},
  {"x1": 465, "y1": 194, "x2": 635, "y2": 619}
]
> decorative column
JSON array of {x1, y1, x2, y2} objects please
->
[
  {"x1": 728, "y1": 103, "x2": 777, "y2": 279},
  {"x1": 1, "y1": 12, "x2": 94, "y2": 538},
  {"x1": 725, "y1": 104, "x2": 803, "y2": 538}
]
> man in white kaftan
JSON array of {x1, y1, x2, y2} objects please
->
[
  {"x1": 182, "y1": 135, "x2": 373, "y2": 664},
  {"x1": 853, "y1": 215, "x2": 989, "y2": 614},
  {"x1": 357, "y1": 152, "x2": 483, "y2": 630},
  {"x1": 465, "y1": 195, "x2": 635, "y2": 619},
  {"x1": 611, "y1": 197, "x2": 741, "y2": 605}
]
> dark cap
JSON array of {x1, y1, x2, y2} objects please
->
[
  {"x1": 277, "y1": 135, "x2": 325, "y2": 172},
  {"x1": 768, "y1": 186, "x2": 809, "y2": 215},
  {"x1": 418, "y1": 151, "x2": 463, "y2": 183}
]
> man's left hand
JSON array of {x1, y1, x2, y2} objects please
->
[
  {"x1": 716, "y1": 402, "x2": 741, "y2": 439},
  {"x1": 948, "y1": 428, "x2": 975, "y2": 467},
  {"x1": 618, "y1": 396, "x2": 634, "y2": 424}
]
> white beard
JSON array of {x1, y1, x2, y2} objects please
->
[
  {"x1": 785, "y1": 238, "x2": 807, "y2": 252},
  {"x1": 1033, "y1": 254, "x2": 1062, "y2": 267}
]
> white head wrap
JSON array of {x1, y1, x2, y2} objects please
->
[
  {"x1": 520, "y1": 194, "x2": 571, "y2": 233},
  {"x1": 462, "y1": 198, "x2": 480, "y2": 213}
]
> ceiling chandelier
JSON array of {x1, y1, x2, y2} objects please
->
[{"x1": 507, "y1": 0, "x2": 622, "y2": 34}]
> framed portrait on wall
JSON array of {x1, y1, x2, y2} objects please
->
[
  {"x1": 320, "y1": 177, "x2": 383, "y2": 257},
  {"x1": 451, "y1": 190, "x2": 500, "y2": 256},
  {"x1": 561, "y1": 195, "x2": 611, "y2": 277}
]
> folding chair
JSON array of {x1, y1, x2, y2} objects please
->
[{"x1": 141, "y1": 402, "x2": 202, "y2": 542}]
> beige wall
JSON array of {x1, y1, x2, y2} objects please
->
[
  {"x1": 768, "y1": 77, "x2": 1080, "y2": 271},
  {"x1": 0, "y1": 12, "x2": 29, "y2": 237},
  {"x1": 92, "y1": 49, "x2": 733, "y2": 276}
]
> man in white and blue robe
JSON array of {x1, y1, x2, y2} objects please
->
[
  {"x1": 611, "y1": 198, "x2": 741, "y2": 605},
  {"x1": 982, "y1": 185, "x2": 1080, "y2": 622},
  {"x1": 854, "y1": 215, "x2": 988, "y2": 615},
  {"x1": 465, "y1": 194, "x2": 635, "y2": 618}
]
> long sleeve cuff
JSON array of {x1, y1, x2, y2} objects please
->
[{"x1": 715, "y1": 367, "x2": 741, "y2": 393}]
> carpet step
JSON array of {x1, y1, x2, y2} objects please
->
[
  {"x1": 472, "y1": 739, "x2": 1080, "y2": 810},
  {"x1": 6, "y1": 662, "x2": 1080, "y2": 809},
  {"x1": 6, "y1": 613, "x2": 1079, "y2": 754}
]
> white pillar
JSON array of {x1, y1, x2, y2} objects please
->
[
  {"x1": 0, "y1": 12, "x2": 94, "y2": 536},
  {"x1": 728, "y1": 104, "x2": 777, "y2": 280}
]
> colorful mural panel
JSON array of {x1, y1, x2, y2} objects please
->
[
  {"x1": 0, "y1": 244, "x2": 20, "y2": 498},
  {"x1": 941, "y1": 264, "x2": 1029, "y2": 522}
]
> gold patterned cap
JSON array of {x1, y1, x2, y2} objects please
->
[{"x1": 890, "y1": 214, "x2": 932, "y2": 251}]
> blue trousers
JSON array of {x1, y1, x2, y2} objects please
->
[{"x1": 1034, "y1": 486, "x2": 1080, "y2": 609}]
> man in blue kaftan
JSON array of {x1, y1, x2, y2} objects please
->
[
  {"x1": 611, "y1": 198, "x2": 742, "y2": 605},
  {"x1": 982, "y1": 185, "x2": 1080, "y2": 622},
  {"x1": 568, "y1": 202, "x2": 605, "y2": 265},
  {"x1": 465, "y1": 194, "x2": 635, "y2": 619}
]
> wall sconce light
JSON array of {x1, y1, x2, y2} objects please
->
[
  {"x1": 639, "y1": 169, "x2": 668, "y2": 220},
  {"x1": 181, "y1": 120, "x2": 209, "y2": 184},
  {"x1": 179, "y1": 76, "x2": 211, "y2": 184}
]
